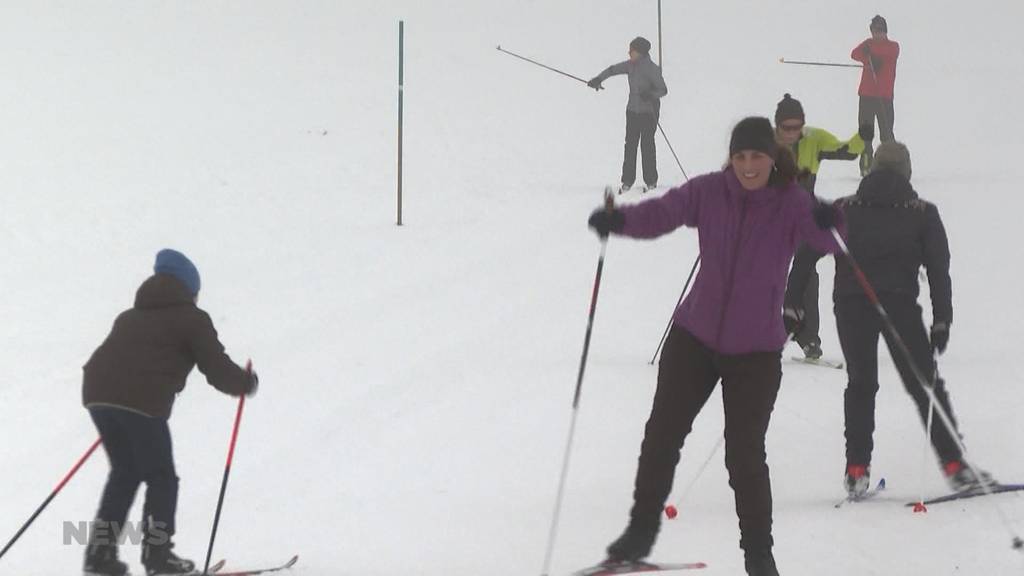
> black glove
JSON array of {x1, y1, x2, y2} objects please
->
[
  {"x1": 812, "y1": 199, "x2": 839, "y2": 230},
  {"x1": 858, "y1": 122, "x2": 874, "y2": 142},
  {"x1": 783, "y1": 307, "x2": 805, "y2": 337},
  {"x1": 246, "y1": 368, "x2": 259, "y2": 397},
  {"x1": 588, "y1": 208, "x2": 625, "y2": 238},
  {"x1": 930, "y1": 322, "x2": 950, "y2": 355},
  {"x1": 587, "y1": 77, "x2": 603, "y2": 91}
]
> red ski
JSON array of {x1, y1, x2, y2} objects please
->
[{"x1": 212, "y1": 555, "x2": 299, "y2": 575}]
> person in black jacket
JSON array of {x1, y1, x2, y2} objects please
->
[
  {"x1": 785, "y1": 142, "x2": 991, "y2": 497},
  {"x1": 82, "y1": 249, "x2": 258, "y2": 576}
]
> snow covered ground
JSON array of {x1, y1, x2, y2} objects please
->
[{"x1": 1, "y1": 1, "x2": 1022, "y2": 574}]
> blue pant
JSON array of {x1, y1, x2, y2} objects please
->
[{"x1": 90, "y1": 406, "x2": 178, "y2": 538}]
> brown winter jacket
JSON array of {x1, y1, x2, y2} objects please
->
[{"x1": 82, "y1": 274, "x2": 254, "y2": 419}]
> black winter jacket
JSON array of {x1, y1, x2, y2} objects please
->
[
  {"x1": 787, "y1": 170, "x2": 952, "y2": 324},
  {"x1": 83, "y1": 274, "x2": 254, "y2": 419}
]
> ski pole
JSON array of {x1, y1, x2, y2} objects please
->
[
  {"x1": 0, "y1": 438, "x2": 102, "y2": 561},
  {"x1": 830, "y1": 229, "x2": 1023, "y2": 548},
  {"x1": 496, "y1": 45, "x2": 601, "y2": 89},
  {"x1": 664, "y1": 434, "x2": 724, "y2": 520},
  {"x1": 778, "y1": 58, "x2": 862, "y2": 68},
  {"x1": 656, "y1": 122, "x2": 690, "y2": 182},
  {"x1": 202, "y1": 364, "x2": 250, "y2": 575},
  {"x1": 863, "y1": 52, "x2": 894, "y2": 146},
  {"x1": 649, "y1": 255, "x2": 700, "y2": 365},
  {"x1": 540, "y1": 188, "x2": 615, "y2": 576}
]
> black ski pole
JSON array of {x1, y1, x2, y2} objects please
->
[
  {"x1": 202, "y1": 367, "x2": 249, "y2": 575},
  {"x1": 656, "y1": 122, "x2": 690, "y2": 182},
  {"x1": 779, "y1": 58, "x2": 862, "y2": 68},
  {"x1": 649, "y1": 255, "x2": 700, "y2": 365},
  {"x1": 0, "y1": 438, "x2": 102, "y2": 562},
  {"x1": 540, "y1": 188, "x2": 615, "y2": 576},
  {"x1": 647, "y1": 122, "x2": 694, "y2": 365},
  {"x1": 830, "y1": 228, "x2": 1023, "y2": 549},
  {"x1": 863, "y1": 50, "x2": 894, "y2": 147},
  {"x1": 496, "y1": 45, "x2": 602, "y2": 89}
]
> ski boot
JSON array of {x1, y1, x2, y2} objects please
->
[
  {"x1": 84, "y1": 520, "x2": 129, "y2": 576},
  {"x1": 944, "y1": 460, "x2": 995, "y2": 492},
  {"x1": 641, "y1": 182, "x2": 657, "y2": 194},
  {"x1": 84, "y1": 542, "x2": 129, "y2": 576},
  {"x1": 801, "y1": 342, "x2": 823, "y2": 360},
  {"x1": 605, "y1": 520, "x2": 659, "y2": 563},
  {"x1": 744, "y1": 548, "x2": 780, "y2": 576},
  {"x1": 845, "y1": 464, "x2": 871, "y2": 498},
  {"x1": 142, "y1": 540, "x2": 195, "y2": 576},
  {"x1": 619, "y1": 182, "x2": 633, "y2": 195}
]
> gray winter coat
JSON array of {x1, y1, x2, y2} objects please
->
[{"x1": 595, "y1": 56, "x2": 668, "y2": 115}]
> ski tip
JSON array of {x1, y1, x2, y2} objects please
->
[
  {"x1": 284, "y1": 555, "x2": 299, "y2": 568},
  {"x1": 878, "y1": 477, "x2": 887, "y2": 490}
]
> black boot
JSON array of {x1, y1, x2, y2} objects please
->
[
  {"x1": 605, "y1": 520, "x2": 660, "y2": 563},
  {"x1": 83, "y1": 521, "x2": 128, "y2": 576},
  {"x1": 744, "y1": 548, "x2": 780, "y2": 576},
  {"x1": 142, "y1": 540, "x2": 195, "y2": 576}
]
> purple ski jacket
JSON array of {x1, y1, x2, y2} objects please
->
[{"x1": 617, "y1": 169, "x2": 844, "y2": 355}]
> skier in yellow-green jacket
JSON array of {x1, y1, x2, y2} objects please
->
[{"x1": 774, "y1": 93, "x2": 871, "y2": 360}]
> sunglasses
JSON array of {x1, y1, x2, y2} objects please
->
[{"x1": 779, "y1": 123, "x2": 804, "y2": 133}]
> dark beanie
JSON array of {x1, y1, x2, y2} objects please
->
[
  {"x1": 730, "y1": 117, "x2": 777, "y2": 157},
  {"x1": 154, "y1": 249, "x2": 201, "y2": 296},
  {"x1": 774, "y1": 93, "x2": 805, "y2": 125},
  {"x1": 629, "y1": 36, "x2": 652, "y2": 56},
  {"x1": 871, "y1": 15, "x2": 888, "y2": 33}
]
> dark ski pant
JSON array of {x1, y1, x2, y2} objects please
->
[
  {"x1": 629, "y1": 327, "x2": 781, "y2": 551},
  {"x1": 622, "y1": 111, "x2": 658, "y2": 187},
  {"x1": 858, "y1": 96, "x2": 896, "y2": 173},
  {"x1": 788, "y1": 244, "x2": 821, "y2": 350},
  {"x1": 90, "y1": 406, "x2": 179, "y2": 540},
  {"x1": 835, "y1": 296, "x2": 963, "y2": 467}
]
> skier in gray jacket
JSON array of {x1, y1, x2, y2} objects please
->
[{"x1": 589, "y1": 37, "x2": 668, "y2": 193}]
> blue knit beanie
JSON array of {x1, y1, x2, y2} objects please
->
[{"x1": 154, "y1": 249, "x2": 201, "y2": 296}]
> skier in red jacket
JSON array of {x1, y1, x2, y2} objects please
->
[{"x1": 851, "y1": 15, "x2": 899, "y2": 176}]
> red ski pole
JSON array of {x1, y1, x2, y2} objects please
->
[
  {"x1": 202, "y1": 362, "x2": 251, "y2": 575},
  {"x1": 0, "y1": 438, "x2": 102, "y2": 561}
]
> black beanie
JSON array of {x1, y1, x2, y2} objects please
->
[
  {"x1": 774, "y1": 93, "x2": 805, "y2": 125},
  {"x1": 730, "y1": 117, "x2": 777, "y2": 157},
  {"x1": 629, "y1": 36, "x2": 652, "y2": 56},
  {"x1": 871, "y1": 15, "x2": 888, "y2": 33}
]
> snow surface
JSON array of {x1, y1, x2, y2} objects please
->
[{"x1": 1, "y1": 1, "x2": 1023, "y2": 574}]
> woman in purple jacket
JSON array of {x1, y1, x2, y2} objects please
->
[{"x1": 587, "y1": 117, "x2": 843, "y2": 576}]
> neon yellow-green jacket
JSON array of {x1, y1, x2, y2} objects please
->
[{"x1": 792, "y1": 126, "x2": 865, "y2": 175}]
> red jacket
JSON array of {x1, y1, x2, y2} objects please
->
[{"x1": 851, "y1": 38, "x2": 899, "y2": 99}]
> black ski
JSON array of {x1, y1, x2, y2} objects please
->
[
  {"x1": 572, "y1": 560, "x2": 707, "y2": 575},
  {"x1": 835, "y1": 477, "x2": 887, "y2": 508},
  {"x1": 905, "y1": 483, "x2": 1024, "y2": 507},
  {"x1": 789, "y1": 356, "x2": 844, "y2": 370}
]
